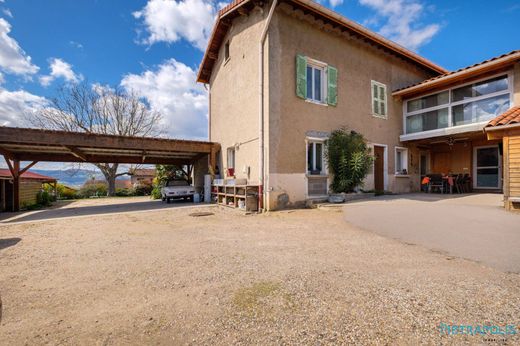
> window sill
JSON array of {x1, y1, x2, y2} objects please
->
[
  {"x1": 372, "y1": 113, "x2": 387, "y2": 119},
  {"x1": 305, "y1": 99, "x2": 328, "y2": 107},
  {"x1": 223, "y1": 57, "x2": 231, "y2": 66},
  {"x1": 395, "y1": 174, "x2": 410, "y2": 178},
  {"x1": 306, "y1": 174, "x2": 328, "y2": 178}
]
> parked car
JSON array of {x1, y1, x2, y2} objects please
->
[{"x1": 161, "y1": 180, "x2": 195, "y2": 203}]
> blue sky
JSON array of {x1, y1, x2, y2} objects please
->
[{"x1": 0, "y1": 0, "x2": 518, "y2": 170}]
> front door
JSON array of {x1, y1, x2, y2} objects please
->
[
  {"x1": 473, "y1": 145, "x2": 501, "y2": 189},
  {"x1": 374, "y1": 146, "x2": 385, "y2": 192}
]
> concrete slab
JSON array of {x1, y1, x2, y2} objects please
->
[{"x1": 343, "y1": 193, "x2": 520, "y2": 273}]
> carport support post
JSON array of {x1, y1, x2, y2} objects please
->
[{"x1": 12, "y1": 160, "x2": 20, "y2": 212}]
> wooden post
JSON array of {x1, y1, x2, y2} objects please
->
[{"x1": 12, "y1": 159, "x2": 20, "y2": 212}]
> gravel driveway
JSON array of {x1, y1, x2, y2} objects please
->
[{"x1": 0, "y1": 202, "x2": 519, "y2": 344}]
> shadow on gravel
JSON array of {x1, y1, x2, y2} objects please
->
[{"x1": 0, "y1": 237, "x2": 21, "y2": 251}]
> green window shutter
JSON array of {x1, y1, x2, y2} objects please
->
[
  {"x1": 296, "y1": 55, "x2": 307, "y2": 99},
  {"x1": 327, "y1": 65, "x2": 338, "y2": 106}
]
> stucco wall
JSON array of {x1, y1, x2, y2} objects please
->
[
  {"x1": 209, "y1": 8, "x2": 267, "y2": 183},
  {"x1": 265, "y1": 7, "x2": 438, "y2": 208}
]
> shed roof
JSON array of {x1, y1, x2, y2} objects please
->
[
  {"x1": 0, "y1": 169, "x2": 56, "y2": 182},
  {"x1": 486, "y1": 106, "x2": 520, "y2": 128},
  {"x1": 196, "y1": 0, "x2": 447, "y2": 84}
]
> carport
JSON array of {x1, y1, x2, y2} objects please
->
[{"x1": 0, "y1": 126, "x2": 220, "y2": 211}]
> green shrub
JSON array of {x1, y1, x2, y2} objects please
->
[
  {"x1": 326, "y1": 128, "x2": 373, "y2": 193},
  {"x1": 78, "y1": 182, "x2": 107, "y2": 198},
  {"x1": 36, "y1": 190, "x2": 52, "y2": 206}
]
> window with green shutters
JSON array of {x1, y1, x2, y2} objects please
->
[
  {"x1": 371, "y1": 80, "x2": 387, "y2": 118},
  {"x1": 296, "y1": 55, "x2": 337, "y2": 106}
]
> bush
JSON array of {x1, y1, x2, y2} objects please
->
[
  {"x1": 78, "y1": 182, "x2": 107, "y2": 198},
  {"x1": 326, "y1": 128, "x2": 373, "y2": 193},
  {"x1": 115, "y1": 188, "x2": 132, "y2": 197},
  {"x1": 36, "y1": 190, "x2": 52, "y2": 206},
  {"x1": 150, "y1": 177, "x2": 162, "y2": 200}
]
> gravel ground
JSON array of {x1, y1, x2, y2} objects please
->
[{"x1": 0, "y1": 204, "x2": 519, "y2": 345}]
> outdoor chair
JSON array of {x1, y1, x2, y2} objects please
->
[
  {"x1": 455, "y1": 174, "x2": 464, "y2": 194},
  {"x1": 428, "y1": 174, "x2": 444, "y2": 193},
  {"x1": 462, "y1": 174, "x2": 471, "y2": 193}
]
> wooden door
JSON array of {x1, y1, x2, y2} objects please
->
[{"x1": 374, "y1": 146, "x2": 385, "y2": 191}]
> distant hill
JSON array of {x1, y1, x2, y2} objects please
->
[{"x1": 31, "y1": 169, "x2": 129, "y2": 188}]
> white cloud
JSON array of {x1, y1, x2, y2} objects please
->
[
  {"x1": 39, "y1": 58, "x2": 83, "y2": 87},
  {"x1": 0, "y1": 88, "x2": 48, "y2": 127},
  {"x1": 133, "y1": 0, "x2": 219, "y2": 51},
  {"x1": 329, "y1": 0, "x2": 343, "y2": 7},
  {"x1": 69, "y1": 40, "x2": 83, "y2": 49},
  {"x1": 2, "y1": 8, "x2": 12, "y2": 18},
  {"x1": 359, "y1": 0, "x2": 440, "y2": 51},
  {"x1": 0, "y1": 18, "x2": 38, "y2": 75},
  {"x1": 121, "y1": 59, "x2": 208, "y2": 139}
]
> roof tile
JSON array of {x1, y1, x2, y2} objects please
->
[{"x1": 486, "y1": 106, "x2": 520, "y2": 128}]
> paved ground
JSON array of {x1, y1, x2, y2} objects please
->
[
  {"x1": 0, "y1": 199, "x2": 519, "y2": 345},
  {"x1": 344, "y1": 193, "x2": 520, "y2": 273},
  {"x1": 0, "y1": 196, "x2": 199, "y2": 224}
]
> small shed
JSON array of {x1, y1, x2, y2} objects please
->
[
  {"x1": 485, "y1": 106, "x2": 520, "y2": 211},
  {"x1": 0, "y1": 169, "x2": 57, "y2": 211}
]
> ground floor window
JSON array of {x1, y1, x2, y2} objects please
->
[
  {"x1": 395, "y1": 147, "x2": 408, "y2": 175},
  {"x1": 307, "y1": 141, "x2": 324, "y2": 175},
  {"x1": 474, "y1": 145, "x2": 501, "y2": 189}
]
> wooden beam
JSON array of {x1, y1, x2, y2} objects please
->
[
  {"x1": 13, "y1": 159, "x2": 19, "y2": 212},
  {"x1": 142, "y1": 150, "x2": 147, "y2": 163},
  {"x1": 65, "y1": 146, "x2": 87, "y2": 161},
  {"x1": 5, "y1": 157, "x2": 14, "y2": 176},
  {"x1": 0, "y1": 146, "x2": 16, "y2": 160},
  {"x1": 208, "y1": 52, "x2": 218, "y2": 60},
  {"x1": 19, "y1": 161, "x2": 38, "y2": 175}
]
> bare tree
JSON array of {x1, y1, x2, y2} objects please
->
[{"x1": 28, "y1": 82, "x2": 162, "y2": 196}]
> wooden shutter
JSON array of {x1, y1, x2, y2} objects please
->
[
  {"x1": 327, "y1": 65, "x2": 338, "y2": 106},
  {"x1": 296, "y1": 55, "x2": 307, "y2": 99},
  {"x1": 379, "y1": 85, "x2": 386, "y2": 116}
]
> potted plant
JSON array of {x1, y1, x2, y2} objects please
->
[{"x1": 326, "y1": 128, "x2": 373, "y2": 203}]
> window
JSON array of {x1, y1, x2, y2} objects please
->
[
  {"x1": 371, "y1": 81, "x2": 387, "y2": 118},
  {"x1": 224, "y1": 41, "x2": 230, "y2": 61},
  {"x1": 306, "y1": 63, "x2": 325, "y2": 102},
  {"x1": 227, "y1": 147, "x2": 235, "y2": 169},
  {"x1": 296, "y1": 55, "x2": 337, "y2": 106},
  {"x1": 404, "y1": 74, "x2": 511, "y2": 134},
  {"x1": 307, "y1": 141, "x2": 324, "y2": 175},
  {"x1": 395, "y1": 147, "x2": 408, "y2": 175}
]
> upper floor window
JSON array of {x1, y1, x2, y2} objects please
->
[
  {"x1": 296, "y1": 55, "x2": 337, "y2": 106},
  {"x1": 371, "y1": 81, "x2": 387, "y2": 118},
  {"x1": 224, "y1": 41, "x2": 230, "y2": 61},
  {"x1": 404, "y1": 74, "x2": 511, "y2": 134}
]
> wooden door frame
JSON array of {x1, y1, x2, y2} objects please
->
[
  {"x1": 473, "y1": 144, "x2": 502, "y2": 190},
  {"x1": 372, "y1": 143, "x2": 388, "y2": 191}
]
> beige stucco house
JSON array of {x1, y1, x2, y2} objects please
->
[{"x1": 197, "y1": 0, "x2": 520, "y2": 210}]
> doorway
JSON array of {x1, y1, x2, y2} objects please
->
[
  {"x1": 473, "y1": 145, "x2": 501, "y2": 189},
  {"x1": 374, "y1": 145, "x2": 386, "y2": 192}
]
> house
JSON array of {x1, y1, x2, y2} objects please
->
[
  {"x1": 0, "y1": 169, "x2": 57, "y2": 211},
  {"x1": 130, "y1": 168, "x2": 155, "y2": 186},
  {"x1": 394, "y1": 51, "x2": 519, "y2": 198},
  {"x1": 484, "y1": 107, "x2": 520, "y2": 211},
  {"x1": 197, "y1": 0, "x2": 519, "y2": 210}
]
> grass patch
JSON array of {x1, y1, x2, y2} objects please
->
[{"x1": 233, "y1": 281, "x2": 281, "y2": 312}]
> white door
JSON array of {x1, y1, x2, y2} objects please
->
[{"x1": 473, "y1": 145, "x2": 501, "y2": 189}]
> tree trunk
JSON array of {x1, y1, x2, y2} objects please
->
[{"x1": 96, "y1": 163, "x2": 119, "y2": 197}]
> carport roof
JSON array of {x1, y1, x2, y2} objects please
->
[{"x1": 0, "y1": 126, "x2": 219, "y2": 165}]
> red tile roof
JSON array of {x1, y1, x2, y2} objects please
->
[
  {"x1": 197, "y1": 0, "x2": 446, "y2": 84},
  {"x1": 486, "y1": 106, "x2": 520, "y2": 128},
  {"x1": 394, "y1": 50, "x2": 520, "y2": 97},
  {"x1": 0, "y1": 169, "x2": 57, "y2": 182}
]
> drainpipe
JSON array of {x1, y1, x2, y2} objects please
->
[{"x1": 259, "y1": 0, "x2": 278, "y2": 211}]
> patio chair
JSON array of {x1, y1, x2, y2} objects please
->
[
  {"x1": 455, "y1": 174, "x2": 464, "y2": 194},
  {"x1": 428, "y1": 174, "x2": 444, "y2": 193},
  {"x1": 462, "y1": 174, "x2": 471, "y2": 193}
]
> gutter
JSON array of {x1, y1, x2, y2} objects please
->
[
  {"x1": 258, "y1": 0, "x2": 278, "y2": 211},
  {"x1": 485, "y1": 122, "x2": 520, "y2": 132}
]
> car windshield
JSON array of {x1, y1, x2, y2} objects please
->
[{"x1": 166, "y1": 180, "x2": 189, "y2": 187}]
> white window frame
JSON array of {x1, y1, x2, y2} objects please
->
[
  {"x1": 226, "y1": 147, "x2": 235, "y2": 169},
  {"x1": 403, "y1": 72, "x2": 513, "y2": 136},
  {"x1": 394, "y1": 147, "x2": 409, "y2": 175},
  {"x1": 473, "y1": 145, "x2": 502, "y2": 190},
  {"x1": 371, "y1": 80, "x2": 388, "y2": 119},
  {"x1": 306, "y1": 139, "x2": 326, "y2": 175},
  {"x1": 306, "y1": 58, "x2": 328, "y2": 105}
]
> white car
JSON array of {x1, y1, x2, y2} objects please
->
[{"x1": 161, "y1": 180, "x2": 195, "y2": 203}]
